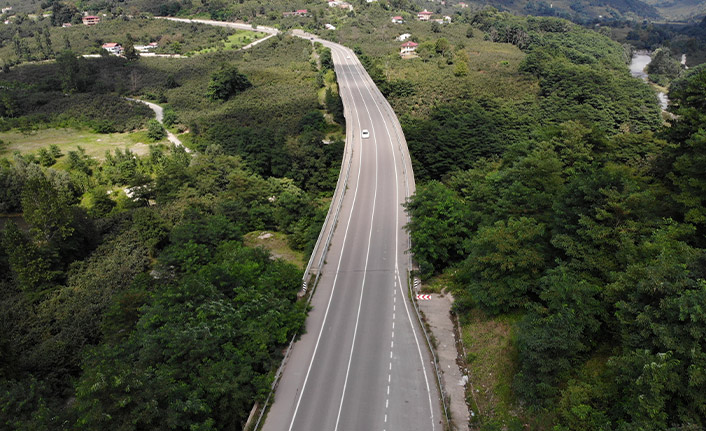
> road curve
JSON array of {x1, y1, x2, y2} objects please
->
[
  {"x1": 261, "y1": 31, "x2": 442, "y2": 431},
  {"x1": 157, "y1": 18, "x2": 442, "y2": 430}
]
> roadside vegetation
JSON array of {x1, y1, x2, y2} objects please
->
[
  {"x1": 1, "y1": 1, "x2": 705, "y2": 430},
  {"x1": 400, "y1": 10, "x2": 706, "y2": 430},
  {"x1": 0, "y1": 15, "x2": 261, "y2": 68},
  {"x1": 0, "y1": 17, "x2": 345, "y2": 430}
]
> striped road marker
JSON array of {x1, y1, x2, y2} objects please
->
[{"x1": 416, "y1": 294, "x2": 432, "y2": 300}]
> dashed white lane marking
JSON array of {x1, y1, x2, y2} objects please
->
[{"x1": 384, "y1": 289, "x2": 397, "y2": 430}]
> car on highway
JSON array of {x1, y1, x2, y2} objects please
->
[{"x1": 361, "y1": 129, "x2": 370, "y2": 139}]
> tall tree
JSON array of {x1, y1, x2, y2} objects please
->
[
  {"x1": 123, "y1": 33, "x2": 139, "y2": 61},
  {"x1": 21, "y1": 176, "x2": 74, "y2": 245}
]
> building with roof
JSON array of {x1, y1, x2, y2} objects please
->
[
  {"x1": 82, "y1": 15, "x2": 101, "y2": 25},
  {"x1": 400, "y1": 41, "x2": 418, "y2": 55},
  {"x1": 417, "y1": 9, "x2": 433, "y2": 21}
]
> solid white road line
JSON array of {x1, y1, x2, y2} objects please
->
[
  {"x1": 332, "y1": 45, "x2": 380, "y2": 431},
  {"x1": 286, "y1": 46, "x2": 366, "y2": 431},
  {"x1": 349, "y1": 49, "x2": 436, "y2": 430}
]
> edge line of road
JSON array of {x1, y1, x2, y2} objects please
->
[
  {"x1": 286, "y1": 44, "x2": 367, "y2": 431},
  {"x1": 331, "y1": 43, "x2": 381, "y2": 430},
  {"x1": 345, "y1": 55, "x2": 437, "y2": 429}
]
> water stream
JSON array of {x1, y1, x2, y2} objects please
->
[{"x1": 629, "y1": 53, "x2": 669, "y2": 111}]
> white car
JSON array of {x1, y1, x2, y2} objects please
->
[{"x1": 361, "y1": 129, "x2": 370, "y2": 139}]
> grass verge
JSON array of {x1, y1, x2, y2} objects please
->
[{"x1": 243, "y1": 231, "x2": 306, "y2": 269}]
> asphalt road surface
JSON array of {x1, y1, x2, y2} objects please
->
[{"x1": 262, "y1": 31, "x2": 443, "y2": 431}]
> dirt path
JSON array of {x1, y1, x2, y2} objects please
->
[{"x1": 126, "y1": 98, "x2": 189, "y2": 152}]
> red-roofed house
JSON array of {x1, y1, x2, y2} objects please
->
[
  {"x1": 102, "y1": 42, "x2": 122, "y2": 55},
  {"x1": 400, "y1": 41, "x2": 418, "y2": 55},
  {"x1": 391, "y1": 16, "x2": 404, "y2": 23},
  {"x1": 417, "y1": 9, "x2": 433, "y2": 21},
  {"x1": 82, "y1": 15, "x2": 101, "y2": 25}
]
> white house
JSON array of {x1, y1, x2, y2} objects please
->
[
  {"x1": 396, "y1": 33, "x2": 411, "y2": 41},
  {"x1": 417, "y1": 9, "x2": 433, "y2": 21},
  {"x1": 102, "y1": 42, "x2": 123, "y2": 55},
  {"x1": 325, "y1": 23, "x2": 336, "y2": 30},
  {"x1": 391, "y1": 15, "x2": 404, "y2": 24},
  {"x1": 400, "y1": 41, "x2": 418, "y2": 55}
]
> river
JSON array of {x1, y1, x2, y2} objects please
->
[{"x1": 629, "y1": 52, "x2": 669, "y2": 110}]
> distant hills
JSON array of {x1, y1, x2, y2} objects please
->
[
  {"x1": 462, "y1": 0, "x2": 661, "y2": 21},
  {"x1": 1, "y1": 0, "x2": 702, "y2": 24},
  {"x1": 443, "y1": 0, "x2": 703, "y2": 22},
  {"x1": 642, "y1": 0, "x2": 706, "y2": 21}
]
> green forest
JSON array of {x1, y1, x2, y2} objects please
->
[
  {"x1": 1, "y1": 19, "x2": 344, "y2": 429},
  {"x1": 400, "y1": 10, "x2": 706, "y2": 431},
  {"x1": 1, "y1": 0, "x2": 705, "y2": 430}
]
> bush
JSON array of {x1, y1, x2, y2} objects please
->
[
  {"x1": 147, "y1": 119, "x2": 166, "y2": 142},
  {"x1": 207, "y1": 64, "x2": 252, "y2": 101}
]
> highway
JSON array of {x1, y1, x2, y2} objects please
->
[
  {"x1": 160, "y1": 18, "x2": 442, "y2": 429},
  {"x1": 262, "y1": 32, "x2": 443, "y2": 431}
]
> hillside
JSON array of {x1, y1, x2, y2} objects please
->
[
  {"x1": 643, "y1": 0, "x2": 706, "y2": 21},
  {"x1": 441, "y1": 0, "x2": 662, "y2": 21}
]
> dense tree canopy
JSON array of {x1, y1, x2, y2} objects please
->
[{"x1": 405, "y1": 11, "x2": 706, "y2": 430}]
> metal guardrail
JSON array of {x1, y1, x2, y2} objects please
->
[{"x1": 251, "y1": 38, "x2": 357, "y2": 431}]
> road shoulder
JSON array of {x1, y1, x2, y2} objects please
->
[{"x1": 417, "y1": 289, "x2": 470, "y2": 431}]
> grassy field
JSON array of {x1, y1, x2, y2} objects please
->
[
  {"x1": 190, "y1": 30, "x2": 263, "y2": 55},
  {"x1": 461, "y1": 310, "x2": 533, "y2": 429},
  {"x1": 243, "y1": 230, "x2": 306, "y2": 269},
  {"x1": 0, "y1": 128, "x2": 165, "y2": 159}
]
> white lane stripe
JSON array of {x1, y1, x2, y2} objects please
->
[
  {"x1": 349, "y1": 45, "x2": 436, "y2": 430},
  {"x1": 287, "y1": 47, "x2": 367, "y2": 431},
  {"x1": 333, "y1": 45, "x2": 381, "y2": 431}
]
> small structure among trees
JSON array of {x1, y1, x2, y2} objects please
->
[
  {"x1": 400, "y1": 41, "x2": 418, "y2": 56},
  {"x1": 82, "y1": 15, "x2": 101, "y2": 26}
]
